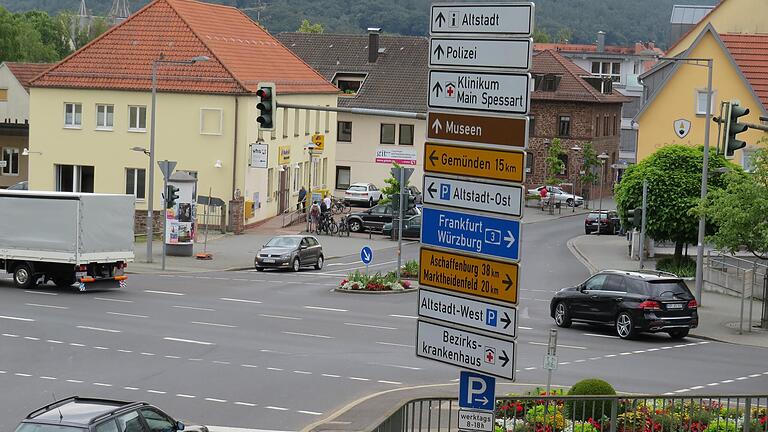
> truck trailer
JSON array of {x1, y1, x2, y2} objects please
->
[{"x1": 0, "y1": 190, "x2": 135, "y2": 290}]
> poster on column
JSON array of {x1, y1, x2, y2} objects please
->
[{"x1": 165, "y1": 203, "x2": 196, "y2": 244}]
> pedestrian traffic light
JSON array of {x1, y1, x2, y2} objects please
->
[
  {"x1": 165, "y1": 185, "x2": 180, "y2": 209},
  {"x1": 725, "y1": 102, "x2": 749, "y2": 159},
  {"x1": 256, "y1": 82, "x2": 276, "y2": 131}
]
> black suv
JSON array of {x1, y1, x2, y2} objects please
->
[
  {"x1": 15, "y1": 396, "x2": 207, "y2": 432},
  {"x1": 550, "y1": 270, "x2": 698, "y2": 340},
  {"x1": 347, "y1": 203, "x2": 421, "y2": 233}
]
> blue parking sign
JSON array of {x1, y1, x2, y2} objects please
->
[{"x1": 459, "y1": 371, "x2": 496, "y2": 411}]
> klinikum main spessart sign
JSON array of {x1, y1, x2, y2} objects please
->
[{"x1": 428, "y1": 70, "x2": 531, "y2": 115}]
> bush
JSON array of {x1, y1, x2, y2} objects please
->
[
  {"x1": 401, "y1": 260, "x2": 419, "y2": 278},
  {"x1": 566, "y1": 379, "x2": 616, "y2": 421},
  {"x1": 656, "y1": 256, "x2": 696, "y2": 277}
]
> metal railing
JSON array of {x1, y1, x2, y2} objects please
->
[
  {"x1": 705, "y1": 251, "x2": 768, "y2": 332},
  {"x1": 373, "y1": 395, "x2": 768, "y2": 432},
  {"x1": 281, "y1": 207, "x2": 307, "y2": 228}
]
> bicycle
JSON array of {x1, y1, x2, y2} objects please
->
[
  {"x1": 316, "y1": 213, "x2": 338, "y2": 235},
  {"x1": 337, "y1": 215, "x2": 351, "y2": 237},
  {"x1": 331, "y1": 198, "x2": 350, "y2": 215}
]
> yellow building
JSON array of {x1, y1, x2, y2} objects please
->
[
  {"x1": 28, "y1": 0, "x2": 338, "y2": 230},
  {"x1": 635, "y1": 24, "x2": 768, "y2": 167}
]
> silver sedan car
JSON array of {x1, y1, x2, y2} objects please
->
[{"x1": 254, "y1": 235, "x2": 324, "y2": 272}]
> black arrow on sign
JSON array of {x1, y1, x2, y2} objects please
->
[
  {"x1": 500, "y1": 312, "x2": 512, "y2": 329},
  {"x1": 503, "y1": 274, "x2": 514, "y2": 291},
  {"x1": 435, "y1": 12, "x2": 446, "y2": 27},
  {"x1": 427, "y1": 182, "x2": 437, "y2": 199},
  {"x1": 499, "y1": 350, "x2": 510, "y2": 367},
  {"x1": 429, "y1": 150, "x2": 438, "y2": 166},
  {"x1": 433, "y1": 44, "x2": 444, "y2": 60},
  {"x1": 432, "y1": 81, "x2": 443, "y2": 97}
]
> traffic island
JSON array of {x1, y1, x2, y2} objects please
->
[{"x1": 335, "y1": 270, "x2": 418, "y2": 294}]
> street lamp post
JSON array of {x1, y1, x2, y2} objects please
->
[
  {"x1": 305, "y1": 143, "x2": 316, "y2": 232},
  {"x1": 597, "y1": 152, "x2": 610, "y2": 236},
  {"x1": 570, "y1": 145, "x2": 582, "y2": 213},
  {"x1": 144, "y1": 55, "x2": 209, "y2": 263}
]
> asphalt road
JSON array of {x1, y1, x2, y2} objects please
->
[{"x1": 0, "y1": 216, "x2": 766, "y2": 431}]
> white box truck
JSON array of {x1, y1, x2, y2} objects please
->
[{"x1": 0, "y1": 190, "x2": 135, "y2": 290}]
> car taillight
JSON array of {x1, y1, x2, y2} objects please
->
[
  {"x1": 362, "y1": 192, "x2": 368, "y2": 196},
  {"x1": 687, "y1": 299, "x2": 698, "y2": 309},
  {"x1": 639, "y1": 300, "x2": 661, "y2": 310},
  {"x1": 78, "y1": 264, "x2": 87, "y2": 271}
]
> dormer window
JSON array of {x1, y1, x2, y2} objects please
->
[
  {"x1": 533, "y1": 74, "x2": 562, "y2": 92},
  {"x1": 332, "y1": 72, "x2": 367, "y2": 96}
]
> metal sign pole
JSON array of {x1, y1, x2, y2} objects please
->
[
  {"x1": 639, "y1": 179, "x2": 648, "y2": 269},
  {"x1": 161, "y1": 174, "x2": 168, "y2": 271},
  {"x1": 397, "y1": 167, "x2": 405, "y2": 282},
  {"x1": 545, "y1": 329, "x2": 558, "y2": 395}
]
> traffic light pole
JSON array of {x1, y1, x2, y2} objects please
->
[
  {"x1": 396, "y1": 168, "x2": 405, "y2": 282},
  {"x1": 162, "y1": 175, "x2": 168, "y2": 271},
  {"x1": 695, "y1": 59, "x2": 713, "y2": 306},
  {"x1": 639, "y1": 179, "x2": 648, "y2": 269}
]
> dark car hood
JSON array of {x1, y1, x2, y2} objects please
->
[{"x1": 259, "y1": 247, "x2": 295, "y2": 255}]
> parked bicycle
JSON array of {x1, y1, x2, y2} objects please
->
[
  {"x1": 316, "y1": 212, "x2": 338, "y2": 235},
  {"x1": 337, "y1": 215, "x2": 351, "y2": 237},
  {"x1": 331, "y1": 198, "x2": 351, "y2": 215}
]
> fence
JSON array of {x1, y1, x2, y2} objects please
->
[
  {"x1": 373, "y1": 395, "x2": 768, "y2": 432},
  {"x1": 705, "y1": 251, "x2": 768, "y2": 332}
]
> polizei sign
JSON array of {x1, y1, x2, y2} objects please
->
[{"x1": 429, "y1": 70, "x2": 531, "y2": 115}]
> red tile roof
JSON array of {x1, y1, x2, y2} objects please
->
[
  {"x1": 532, "y1": 50, "x2": 629, "y2": 104},
  {"x1": 720, "y1": 33, "x2": 768, "y2": 110},
  {"x1": 31, "y1": 0, "x2": 337, "y2": 95},
  {"x1": 535, "y1": 42, "x2": 662, "y2": 56},
  {"x1": 3, "y1": 62, "x2": 53, "y2": 91}
]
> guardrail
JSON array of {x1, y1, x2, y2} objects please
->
[
  {"x1": 373, "y1": 395, "x2": 768, "y2": 432},
  {"x1": 705, "y1": 251, "x2": 768, "y2": 332}
]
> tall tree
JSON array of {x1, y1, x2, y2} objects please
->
[
  {"x1": 544, "y1": 138, "x2": 565, "y2": 186},
  {"x1": 297, "y1": 18, "x2": 324, "y2": 33}
]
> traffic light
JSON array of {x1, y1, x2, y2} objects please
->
[
  {"x1": 626, "y1": 207, "x2": 642, "y2": 230},
  {"x1": 406, "y1": 194, "x2": 416, "y2": 210},
  {"x1": 725, "y1": 102, "x2": 749, "y2": 159},
  {"x1": 256, "y1": 83, "x2": 276, "y2": 131},
  {"x1": 165, "y1": 185, "x2": 180, "y2": 209}
]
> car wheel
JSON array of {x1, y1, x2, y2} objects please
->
[
  {"x1": 554, "y1": 302, "x2": 572, "y2": 328},
  {"x1": 585, "y1": 229, "x2": 590, "y2": 235},
  {"x1": 349, "y1": 219, "x2": 363, "y2": 233},
  {"x1": 292, "y1": 258, "x2": 301, "y2": 272},
  {"x1": 13, "y1": 263, "x2": 35, "y2": 289},
  {"x1": 668, "y1": 329, "x2": 689, "y2": 340},
  {"x1": 315, "y1": 255, "x2": 324, "y2": 270},
  {"x1": 616, "y1": 312, "x2": 636, "y2": 339},
  {"x1": 566, "y1": 198, "x2": 574, "y2": 207}
]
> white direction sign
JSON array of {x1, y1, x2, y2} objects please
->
[
  {"x1": 431, "y1": 3, "x2": 534, "y2": 36},
  {"x1": 419, "y1": 289, "x2": 517, "y2": 337},
  {"x1": 430, "y1": 38, "x2": 532, "y2": 70},
  {"x1": 459, "y1": 410, "x2": 495, "y2": 432},
  {"x1": 429, "y1": 70, "x2": 530, "y2": 115},
  {"x1": 423, "y1": 175, "x2": 524, "y2": 218},
  {"x1": 416, "y1": 319, "x2": 516, "y2": 380}
]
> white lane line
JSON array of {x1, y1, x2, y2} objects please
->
[
  {"x1": 2, "y1": 333, "x2": 19, "y2": 337},
  {"x1": 322, "y1": 374, "x2": 340, "y2": 378},
  {"x1": 690, "y1": 385, "x2": 705, "y2": 390},
  {"x1": 25, "y1": 303, "x2": 68, "y2": 310},
  {"x1": 674, "y1": 389, "x2": 690, "y2": 393},
  {"x1": 0, "y1": 315, "x2": 35, "y2": 322},
  {"x1": 707, "y1": 383, "x2": 720, "y2": 387},
  {"x1": 93, "y1": 382, "x2": 112, "y2": 387},
  {"x1": 93, "y1": 346, "x2": 109, "y2": 350},
  {"x1": 736, "y1": 376, "x2": 749, "y2": 381},
  {"x1": 94, "y1": 297, "x2": 133, "y2": 303},
  {"x1": 67, "y1": 379, "x2": 84, "y2": 383},
  {"x1": 574, "y1": 359, "x2": 586, "y2": 363},
  {"x1": 232, "y1": 279, "x2": 251, "y2": 282},
  {"x1": 0, "y1": 371, "x2": 6, "y2": 374},
  {"x1": 260, "y1": 349, "x2": 291, "y2": 354},
  {"x1": 24, "y1": 337, "x2": 40, "y2": 341},
  {"x1": 188, "y1": 358, "x2": 203, "y2": 362},
  {"x1": 190, "y1": 321, "x2": 237, "y2": 328},
  {"x1": 212, "y1": 361, "x2": 231, "y2": 365},
  {"x1": 298, "y1": 411, "x2": 323, "y2": 416},
  {"x1": 524, "y1": 367, "x2": 536, "y2": 371},
  {"x1": 118, "y1": 349, "x2": 133, "y2": 353},
  {"x1": 528, "y1": 341, "x2": 586, "y2": 350},
  {"x1": 304, "y1": 306, "x2": 348, "y2": 312},
  {"x1": 204, "y1": 398, "x2": 227, "y2": 403},
  {"x1": 164, "y1": 355, "x2": 181, "y2": 359},
  {"x1": 378, "y1": 380, "x2": 402, "y2": 385},
  {"x1": 70, "y1": 343, "x2": 85, "y2": 347},
  {"x1": 388, "y1": 314, "x2": 417, "y2": 319},
  {"x1": 588, "y1": 357, "x2": 601, "y2": 361},
  {"x1": 176, "y1": 394, "x2": 196, "y2": 398},
  {"x1": 267, "y1": 367, "x2": 283, "y2": 371},
  {"x1": 647, "y1": 348, "x2": 660, "y2": 352},
  {"x1": 24, "y1": 290, "x2": 57, "y2": 295},
  {"x1": 107, "y1": 312, "x2": 149, "y2": 318},
  {"x1": 77, "y1": 326, "x2": 121, "y2": 333},
  {"x1": 349, "y1": 377, "x2": 370, "y2": 381},
  {"x1": 583, "y1": 333, "x2": 619, "y2": 339},
  {"x1": 15, "y1": 373, "x2": 32, "y2": 377},
  {"x1": 293, "y1": 370, "x2": 312, "y2": 375},
  {"x1": 721, "y1": 379, "x2": 735, "y2": 383},
  {"x1": 145, "y1": 290, "x2": 185, "y2": 296},
  {"x1": 124, "y1": 387, "x2": 139, "y2": 391},
  {"x1": 265, "y1": 406, "x2": 289, "y2": 411},
  {"x1": 220, "y1": 297, "x2": 262, "y2": 304},
  {"x1": 147, "y1": 390, "x2": 166, "y2": 394},
  {"x1": 518, "y1": 326, "x2": 534, "y2": 330},
  {"x1": 376, "y1": 342, "x2": 414, "y2": 348},
  {"x1": 372, "y1": 363, "x2": 421, "y2": 371},
  {"x1": 604, "y1": 354, "x2": 617, "y2": 358},
  {"x1": 241, "y1": 364, "x2": 259, "y2": 368},
  {"x1": 559, "y1": 362, "x2": 572, "y2": 365},
  {"x1": 345, "y1": 322, "x2": 397, "y2": 330},
  {"x1": 260, "y1": 314, "x2": 302, "y2": 320},
  {"x1": 40, "y1": 376, "x2": 57, "y2": 380},
  {"x1": 282, "y1": 331, "x2": 333, "y2": 339},
  {"x1": 749, "y1": 373, "x2": 762, "y2": 378},
  {"x1": 140, "y1": 352, "x2": 156, "y2": 356},
  {"x1": 235, "y1": 402, "x2": 257, "y2": 407},
  {"x1": 173, "y1": 305, "x2": 216, "y2": 312},
  {"x1": 163, "y1": 337, "x2": 214, "y2": 346}
]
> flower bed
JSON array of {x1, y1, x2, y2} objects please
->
[{"x1": 337, "y1": 270, "x2": 412, "y2": 292}]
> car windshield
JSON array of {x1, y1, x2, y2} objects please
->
[
  {"x1": 16, "y1": 425, "x2": 86, "y2": 432},
  {"x1": 587, "y1": 213, "x2": 608, "y2": 220},
  {"x1": 348, "y1": 185, "x2": 367, "y2": 192},
  {"x1": 646, "y1": 280, "x2": 693, "y2": 299},
  {"x1": 265, "y1": 237, "x2": 301, "y2": 248}
]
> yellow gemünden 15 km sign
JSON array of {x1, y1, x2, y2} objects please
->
[
  {"x1": 419, "y1": 247, "x2": 519, "y2": 306},
  {"x1": 425, "y1": 142, "x2": 525, "y2": 183}
]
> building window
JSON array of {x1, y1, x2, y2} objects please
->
[
  {"x1": 613, "y1": 115, "x2": 618, "y2": 136},
  {"x1": 591, "y1": 62, "x2": 600, "y2": 74},
  {"x1": 336, "y1": 166, "x2": 351, "y2": 190},
  {"x1": 129, "y1": 105, "x2": 147, "y2": 131},
  {"x1": 525, "y1": 152, "x2": 534, "y2": 175},
  {"x1": 200, "y1": 108, "x2": 223, "y2": 135},
  {"x1": 332, "y1": 73, "x2": 367, "y2": 96},
  {"x1": 529, "y1": 116, "x2": 535, "y2": 137},
  {"x1": 96, "y1": 104, "x2": 114, "y2": 130},
  {"x1": 558, "y1": 116, "x2": 571, "y2": 137},
  {"x1": 293, "y1": 165, "x2": 301, "y2": 191},
  {"x1": 399, "y1": 124, "x2": 414, "y2": 145},
  {"x1": 595, "y1": 115, "x2": 600, "y2": 137},
  {"x1": 56, "y1": 165, "x2": 94, "y2": 193},
  {"x1": 64, "y1": 103, "x2": 82, "y2": 128},
  {"x1": 322, "y1": 157, "x2": 328, "y2": 187},
  {"x1": 338, "y1": 121, "x2": 352, "y2": 142},
  {"x1": 2, "y1": 148, "x2": 19, "y2": 175},
  {"x1": 125, "y1": 168, "x2": 146, "y2": 199},
  {"x1": 0, "y1": 89, "x2": 8, "y2": 102},
  {"x1": 380, "y1": 123, "x2": 396, "y2": 144},
  {"x1": 604, "y1": 115, "x2": 609, "y2": 136},
  {"x1": 558, "y1": 154, "x2": 568, "y2": 176},
  {"x1": 592, "y1": 62, "x2": 621, "y2": 82},
  {"x1": 696, "y1": 90, "x2": 714, "y2": 115}
]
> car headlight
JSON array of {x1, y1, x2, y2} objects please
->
[{"x1": 281, "y1": 253, "x2": 291, "y2": 258}]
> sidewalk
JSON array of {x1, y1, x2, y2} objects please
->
[{"x1": 569, "y1": 233, "x2": 768, "y2": 348}]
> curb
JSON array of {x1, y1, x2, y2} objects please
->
[
  {"x1": 333, "y1": 287, "x2": 418, "y2": 294},
  {"x1": 566, "y1": 236, "x2": 599, "y2": 275}
]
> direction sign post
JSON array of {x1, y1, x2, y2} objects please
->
[
  {"x1": 360, "y1": 246, "x2": 373, "y2": 274},
  {"x1": 425, "y1": 143, "x2": 525, "y2": 183},
  {"x1": 419, "y1": 289, "x2": 517, "y2": 337},
  {"x1": 429, "y1": 70, "x2": 531, "y2": 115},
  {"x1": 430, "y1": 38, "x2": 532, "y2": 70},
  {"x1": 428, "y1": 112, "x2": 528, "y2": 148},
  {"x1": 430, "y1": 3, "x2": 534, "y2": 36},
  {"x1": 424, "y1": 175, "x2": 524, "y2": 217},
  {"x1": 421, "y1": 207, "x2": 521, "y2": 261}
]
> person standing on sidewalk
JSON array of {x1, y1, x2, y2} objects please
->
[
  {"x1": 298, "y1": 186, "x2": 307, "y2": 212},
  {"x1": 539, "y1": 186, "x2": 549, "y2": 210},
  {"x1": 323, "y1": 193, "x2": 332, "y2": 212},
  {"x1": 309, "y1": 201, "x2": 321, "y2": 231}
]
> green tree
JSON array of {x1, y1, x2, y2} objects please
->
[
  {"x1": 555, "y1": 27, "x2": 572, "y2": 43},
  {"x1": 533, "y1": 28, "x2": 550, "y2": 43},
  {"x1": 702, "y1": 146, "x2": 768, "y2": 259},
  {"x1": 58, "y1": 11, "x2": 110, "y2": 51},
  {"x1": 544, "y1": 138, "x2": 565, "y2": 186},
  {"x1": 379, "y1": 162, "x2": 408, "y2": 206},
  {"x1": 615, "y1": 145, "x2": 740, "y2": 260},
  {"x1": 578, "y1": 142, "x2": 601, "y2": 207},
  {"x1": 23, "y1": 10, "x2": 69, "y2": 58},
  {"x1": 297, "y1": 18, "x2": 323, "y2": 33}
]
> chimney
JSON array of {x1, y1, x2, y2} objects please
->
[
  {"x1": 368, "y1": 27, "x2": 381, "y2": 63},
  {"x1": 597, "y1": 31, "x2": 606, "y2": 52}
]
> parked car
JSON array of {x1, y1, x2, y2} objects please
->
[
  {"x1": 254, "y1": 235, "x2": 323, "y2": 272},
  {"x1": 7, "y1": 181, "x2": 28, "y2": 190},
  {"x1": 585, "y1": 210, "x2": 620, "y2": 234},
  {"x1": 527, "y1": 185, "x2": 583, "y2": 207},
  {"x1": 344, "y1": 183, "x2": 382, "y2": 207},
  {"x1": 550, "y1": 269, "x2": 698, "y2": 340},
  {"x1": 382, "y1": 214, "x2": 422, "y2": 238},
  {"x1": 15, "y1": 396, "x2": 207, "y2": 432},
  {"x1": 347, "y1": 204, "x2": 421, "y2": 233}
]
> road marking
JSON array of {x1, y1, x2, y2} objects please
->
[
  {"x1": 164, "y1": 337, "x2": 214, "y2": 346},
  {"x1": 721, "y1": 379, "x2": 735, "y2": 383},
  {"x1": 213, "y1": 361, "x2": 231, "y2": 365},
  {"x1": 189, "y1": 358, "x2": 203, "y2": 361},
  {"x1": 241, "y1": 364, "x2": 259, "y2": 368},
  {"x1": 378, "y1": 380, "x2": 402, "y2": 385},
  {"x1": 707, "y1": 383, "x2": 719, "y2": 386},
  {"x1": 322, "y1": 374, "x2": 340, "y2": 378},
  {"x1": 15, "y1": 373, "x2": 31, "y2": 377},
  {"x1": 260, "y1": 349, "x2": 291, "y2": 354},
  {"x1": 305, "y1": 306, "x2": 348, "y2": 312},
  {"x1": 25, "y1": 303, "x2": 68, "y2": 310},
  {"x1": 107, "y1": 312, "x2": 148, "y2": 318},
  {"x1": 345, "y1": 322, "x2": 397, "y2": 330},
  {"x1": 574, "y1": 359, "x2": 586, "y2": 363},
  {"x1": 749, "y1": 374, "x2": 761, "y2": 378},
  {"x1": 524, "y1": 367, "x2": 536, "y2": 371},
  {"x1": 736, "y1": 376, "x2": 749, "y2": 381},
  {"x1": 267, "y1": 367, "x2": 283, "y2": 371},
  {"x1": 604, "y1": 354, "x2": 617, "y2": 358},
  {"x1": 173, "y1": 305, "x2": 216, "y2": 312},
  {"x1": 205, "y1": 398, "x2": 227, "y2": 403},
  {"x1": 518, "y1": 326, "x2": 533, "y2": 330},
  {"x1": 220, "y1": 297, "x2": 262, "y2": 304},
  {"x1": 583, "y1": 333, "x2": 618, "y2": 339},
  {"x1": 147, "y1": 390, "x2": 166, "y2": 394},
  {"x1": 124, "y1": 387, "x2": 139, "y2": 390},
  {"x1": 349, "y1": 377, "x2": 370, "y2": 381},
  {"x1": 293, "y1": 370, "x2": 312, "y2": 375},
  {"x1": 528, "y1": 341, "x2": 586, "y2": 350},
  {"x1": 632, "y1": 350, "x2": 646, "y2": 354},
  {"x1": 176, "y1": 394, "x2": 196, "y2": 398},
  {"x1": 674, "y1": 389, "x2": 690, "y2": 393},
  {"x1": 2, "y1": 333, "x2": 19, "y2": 337},
  {"x1": 376, "y1": 342, "x2": 414, "y2": 348},
  {"x1": 24, "y1": 336, "x2": 40, "y2": 341},
  {"x1": 371, "y1": 363, "x2": 421, "y2": 371},
  {"x1": 619, "y1": 352, "x2": 631, "y2": 356},
  {"x1": 25, "y1": 290, "x2": 57, "y2": 295},
  {"x1": 145, "y1": 290, "x2": 185, "y2": 296},
  {"x1": 77, "y1": 326, "x2": 121, "y2": 333},
  {"x1": 94, "y1": 297, "x2": 133, "y2": 303},
  {"x1": 690, "y1": 385, "x2": 705, "y2": 390},
  {"x1": 298, "y1": 411, "x2": 323, "y2": 416},
  {"x1": 646, "y1": 348, "x2": 660, "y2": 352},
  {"x1": 118, "y1": 349, "x2": 133, "y2": 353},
  {"x1": 70, "y1": 343, "x2": 85, "y2": 347},
  {"x1": 164, "y1": 355, "x2": 181, "y2": 359},
  {"x1": 559, "y1": 362, "x2": 571, "y2": 365},
  {"x1": 0, "y1": 315, "x2": 35, "y2": 322},
  {"x1": 67, "y1": 379, "x2": 84, "y2": 383},
  {"x1": 266, "y1": 406, "x2": 289, "y2": 411},
  {"x1": 191, "y1": 321, "x2": 237, "y2": 328},
  {"x1": 93, "y1": 382, "x2": 112, "y2": 387},
  {"x1": 235, "y1": 402, "x2": 257, "y2": 407},
  {"x1": 588, "y1": 357, "x2": 601, "y2": 361},
  {"x1": 389, "y1": 314, "x2": 418, "y2": 319},
  {"x1": 93, "y1": 346, "x2": 109, "y2": 350},
  {"x1": 282, "y1": 331, "x2": 333, "y2": 339},
  {"x1": 140, "y1": 352, "x2": 156, "y2": 356},
  {"x1": 260, "y1": 314, "x2": 302, "y2": 320},
  {"x1": 40, "y1": 376, "x2": 56, "y2": 380}
]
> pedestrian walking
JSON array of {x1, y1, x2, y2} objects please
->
[
  {"x1": 309, "y1": 201, "x2": 321, "y2": 231},
  {"x1": 539, "y1": 186, "x2": 549, "y2": 210},
  {"x1": 323, "y1": 194, "x2": 332, "y2": 212},
  {"x1": 298, "y1": 186, "x2": 307, "y2": 212}
]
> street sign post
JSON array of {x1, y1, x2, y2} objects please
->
[
  {"x1": 360, "y1": 246, "x2": 372, "y2": 274},
  {"x1": 423, "y1": 175, "x2": 524, "y2": 218},
  {"x1": 425, "y1": 143, "x2": 525, "y2": 183},
  {"x1": 544, "y1": 329, "x2": 558, "y2": 394},
  {"x1": 157, "y1": 160, "x2": 177, "y2": 180},
  {"x1": 429, "y1": 70, "x2": 531, "y2": 115},
  {"x1": 427, "y1": 112, "x2": 528, "y2": 148},
  {"x1": 419, "y1": 289, "x2": 516, "y2": 337},
  {"x1": 430, "y1": 3, "x2": 534, "y2": 36},
  {"x1": 0, "y1": 161, "x2": 6, "y2": 169},
  {"x1": 429, "y1": 38, "x2": 532, "y2": 70},
  {"x1": 419, "y1": 247, "x2": 519, "y2": 305},
  {"x1": 421, "y1": 207, "x2": 521, "y2": 261},
  {"x1": 458, "y1": 410, "x2": 495, "y2": 432},
  {"x1": 459, "y1": 371, "x2": 496, "y2": 410},
  {"x1": 416, "y1": 319, "x2": 516, "y2": 380}
]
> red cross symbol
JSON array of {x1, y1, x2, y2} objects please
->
[
  {"x1": 446, "y1": 85, "x2": 455, "y2": 97},
  {"x1": 485, "y1": 349, "x2": 495, "y2": 364}
]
